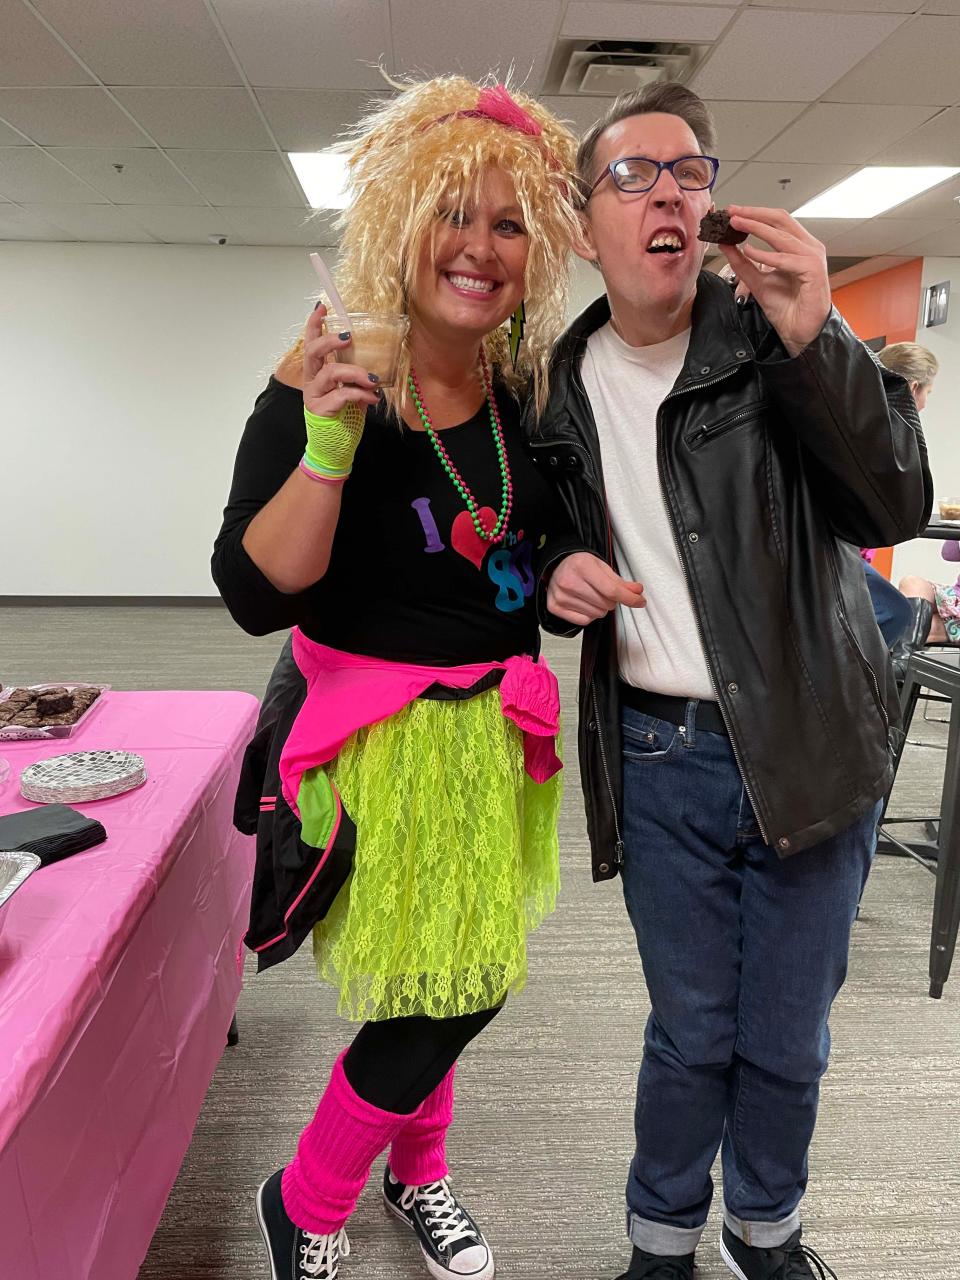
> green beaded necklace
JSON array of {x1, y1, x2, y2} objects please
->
[{"x1": 407, "y1": 349, "x2": 513, "y2": 544}]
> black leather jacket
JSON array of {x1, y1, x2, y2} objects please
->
[{"x1": 525, "y1": 272, "x2": 932, "y2": 881}]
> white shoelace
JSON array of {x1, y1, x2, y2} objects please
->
[
  {"x1": 299, "y1": 1227, "x2": 350, "y2": 1278},
  {"x1": 401, "y1": 1179, "x2": 480, "y2": 1252}
]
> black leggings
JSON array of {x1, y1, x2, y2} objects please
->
[{"x1": 342, "y1": 1004, "x2": 503, "y2": 1114}]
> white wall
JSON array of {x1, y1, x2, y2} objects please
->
[
  {"x1": 568, "y1": 253, "x2": 606, "y2": 319},
  {"x1": 2, "y1": 243, "x2": 606, "y2": 598},
  {"x1": 0, "y1": 242, "x2": 331, "y2": 596},
  {"x1": 890, "y1": 257, "x2": 960, "y2": 589}
]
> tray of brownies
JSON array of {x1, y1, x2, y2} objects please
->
[{"x1": 0, "y1": 684, "x2": 109, "y2": 741}]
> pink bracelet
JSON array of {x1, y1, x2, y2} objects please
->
[{"x1": 298, "y1": 459, "x2": 348, "y2": 487}]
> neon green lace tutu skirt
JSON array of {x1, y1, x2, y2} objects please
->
[{"x1": 308, "y1": 686, "x2": 561, "y2": 1021}]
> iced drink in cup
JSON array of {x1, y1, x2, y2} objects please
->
[{"x1": 337, "y1": 313, "x2": 409, "y2": 388}]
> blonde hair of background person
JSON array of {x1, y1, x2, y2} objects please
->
[
  {"x1": 878, "y1": 342, "x2": 939, "y2": 411},
  {"x1": 882, "y1": 342, "x2": 952, "y2": 642},
  {"x1": 277, "y1": 75, "x2": 580, "y2": 418}
]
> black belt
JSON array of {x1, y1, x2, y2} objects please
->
[{"x1": 619, "y1": 683, "x2": 728, "y2": 736}]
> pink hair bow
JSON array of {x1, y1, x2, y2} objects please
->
[{"x1": 470, "y1": 85, "x2": 542, "y2": 137}]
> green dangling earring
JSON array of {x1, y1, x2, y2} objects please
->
[{"x1": 508, "y1": 299, "x2": 526, "y2": 367}]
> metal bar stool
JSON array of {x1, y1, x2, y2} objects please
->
[{"x1": 878, "y1": 648, "x2": 960, "y2": 998}]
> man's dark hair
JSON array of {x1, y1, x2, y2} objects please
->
[{"x1": 576, "y1": 82, "x2": 717, "y2": 202}]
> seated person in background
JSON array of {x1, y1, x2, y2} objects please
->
[
  {"x1": 860, "y1": 546, "x2": 912, "y2": 647},
  {"x1": 899, "y1": 539, "x2": 960, "y2": 645},
  {"x1": 872, "y1": 343, "x2": 942, "y2": 661}
]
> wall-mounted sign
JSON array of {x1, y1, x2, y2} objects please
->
[{"x1": 924, "y1": 280, "x2": 950, "y2": 328}]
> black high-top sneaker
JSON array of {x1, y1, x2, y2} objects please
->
[
  {"x1": 256, "y1": 1169, "x2": 351, "y2": 1280},
  {"x1": 720, "y1": 1223, "x2": 838, "y2": 1279},
  {"x1": 383, "y1": 1165, "x2": 494, "y2": 1279},
  {"x1": 614, "y1": 1245, "x2": 696, "y2": 1279}
]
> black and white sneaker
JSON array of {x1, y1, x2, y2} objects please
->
[
  {"x1": 720, "y1": 1223, "x2": 838, "y2": 1279},
  {"x1": 256, "y1": 1169, "x2": 351, "y2": 1279},
  {"x1": 614, "y1": 1245, "x2": 696, "y2": 1278},
  {"x1": 383, "y1": 1166, "x2": 494, "y2": 1279}
]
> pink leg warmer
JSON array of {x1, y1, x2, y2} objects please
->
[
  {"x1": 388, "y1": 1066, "x2": 456, "y2": 1186},
  {"x1": 282, "y1": 1051, "x2": 408, "y2": 1234}
]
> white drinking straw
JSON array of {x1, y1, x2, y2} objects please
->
[{"x1": 309, "y1": 252, "x2": 351, "y2": 335}]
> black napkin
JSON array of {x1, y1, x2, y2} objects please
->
[{"x1": 0, "y1": 804, "x2": 106, "y2": 867}]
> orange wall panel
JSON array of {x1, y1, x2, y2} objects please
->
[
  {"x1": 831, "y1": 259, "x2": 923, "y2": 571},
  {"x1": 831, "y1": 258, "x2": 923, "y2": 346}
]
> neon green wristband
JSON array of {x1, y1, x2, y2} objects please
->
[{"x1": 302, "y1": 403, "x2": 366, "y2": 480}]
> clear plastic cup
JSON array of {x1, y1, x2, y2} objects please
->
[
  {"x1": 336, "y1": 313, "x2": 409, "y2": 389},
  {"x1": 938, "y1": 498, "x2": 960, "y2": 522}
]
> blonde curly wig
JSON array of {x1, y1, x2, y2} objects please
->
[{"x1": 290, "y1": 75, "x2": 580, "y2": 416}]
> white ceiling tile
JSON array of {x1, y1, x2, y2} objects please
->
[
  {"x1": 0, "y1": 118, "x2": 29, "y2": 146},
  {"x1": 797, "y1": 217, "x2": 867, "y2": 245},
  {"x1": 31, "y1": 0, "x2": 241, "y2": 86},
  {"x1": 391, "y1": 0, "x2": 561, "y2": 89},
  {"x1": 922, "y1": 1, "x2": 960, "y2": 13},
  {"x1": 112, "y1": 88, "x2": 274, "y2": 150},
  {"x1": 0, "y1": 148, "x2": 107, "y2": 203},
  {"x1": 538, "y1": 95, "x2": 609, "y2": 137},
  {"x1": 691, "y1": 9, "x2": 906, "y2": 101},
  {"x1": 705, "y1": 101, "x2": 807, "y2": 160},
  {"x1": 212, "y1": 0, "x2": 393, "y2": 91},
  {"x1": 561, "y1": 2, "x2": 734, "y2": 41},
  {"x1": 757, "y1": 103, "x2": 939, "y2": 165},
  {"x1": 535, "y1": 97, "x2": 804, "y2": 156},
  {"x1": 827, "y1": 218, "x2": 954, "y2": 256},
  {"x1": 170, "y1": 151, "x2": 304, "y2": 207},
  {"x1": 877, "y1": 172, "x2": 960, "y2": 220},
  {"x1": 255, "y1": 89, "x2": 389, "y2": 151},
  {"x1": 217, "y1": 206, "x2": 339, "y2": 246},
  {"x1": 890, "y1": 224, "x2": 960, "y2": 254},
  {"x1": 713, "y1": 161, "x2": 858, "y2": 212},
  {"x1": 48, "y1": 148, "x2": 202, "y2": 204},
  {"x1": 20, "y1": 203, "x2": 157, "y2": 242},
  {"x1": 716, "y1": 159, "x2": 744, "y2": 187},
  {"x1": 873, "y1": 108, "x2": 960, "y2": 165},
  {"x1": 824, "y1": 16, "x2": 960, "y2": 105},
  {"x1": 0, "y1": 203, "x2": 74, "y2": 240},
  {"x1": 0, "y1": 0, "x2": 94, "y2": 86},
  {"x1": 0, "y1": 89, "x2": 148, "y2": 149},
  {"x1": 120, "y1": 204, "x2": 245, "y2": 243}
]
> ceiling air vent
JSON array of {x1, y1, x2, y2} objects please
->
[{"x1": 545, "y1": 40, "x2": 710, "y2": 97}]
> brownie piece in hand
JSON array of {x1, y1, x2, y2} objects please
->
[{"x1": 698, "y1": 209, "x2": 747, "y2": 246}]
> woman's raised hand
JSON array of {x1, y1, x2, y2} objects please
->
[{"x1": 303, "y1": 305, "x2": 382, "y2": 418}]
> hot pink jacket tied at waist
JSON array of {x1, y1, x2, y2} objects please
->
[{"x1": 279, "y1": 628, "x2": 563, "y2": 816}]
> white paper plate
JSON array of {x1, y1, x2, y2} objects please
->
[
  {"x1": 0, "y1": 852, "x2": 41, "y2": 938},
  {"x1": 20, "y1": 750, "x2": 146, "y2": 804}
]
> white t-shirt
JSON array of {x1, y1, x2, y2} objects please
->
[{"x1": 580, "y1": 320, "x2": 715, "y2": 700}]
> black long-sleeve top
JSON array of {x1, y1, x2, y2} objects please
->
[{"x1": 212, "y1": 377, "x2": 574, "y2": 666}]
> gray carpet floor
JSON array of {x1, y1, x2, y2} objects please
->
[{"x1": 3, "y1": 605, "x2": 959, "y2": 1280}]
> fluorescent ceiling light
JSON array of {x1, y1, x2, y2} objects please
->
[
  {"x1": 288, "y1": 151, "x2": 351, "y2": 209},
  {"x1": 793, "y1": 166, "x2": 960, "y2": 219}
]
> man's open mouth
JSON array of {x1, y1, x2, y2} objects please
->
[{"x1": 646, "y1": 231, "x2": 685, "y2": 254}]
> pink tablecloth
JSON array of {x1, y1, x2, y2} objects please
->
[{"x1": 0, "y1": 690, "x2": 259, "y2": 1279}]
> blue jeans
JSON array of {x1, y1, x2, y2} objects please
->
[
  {"x1": 863, "y1": 561, "x2": 911, "y2": 646},
  {"x1": 620, "y1": 701, "x2": 879, "y2": 1255}
]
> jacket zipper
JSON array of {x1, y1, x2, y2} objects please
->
[
  {"x1": 688, "y1": 404, "x2": 762, "y2": 451},
  {"x1": 592, "y1": 682, "x2": 625, "y2": 867},
  {"x1": 828, "y1": 547, "x2": 890, "y2": 733},
  {"x1": 658, "y1": 366, "x2": 773, "y2": 846}
]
